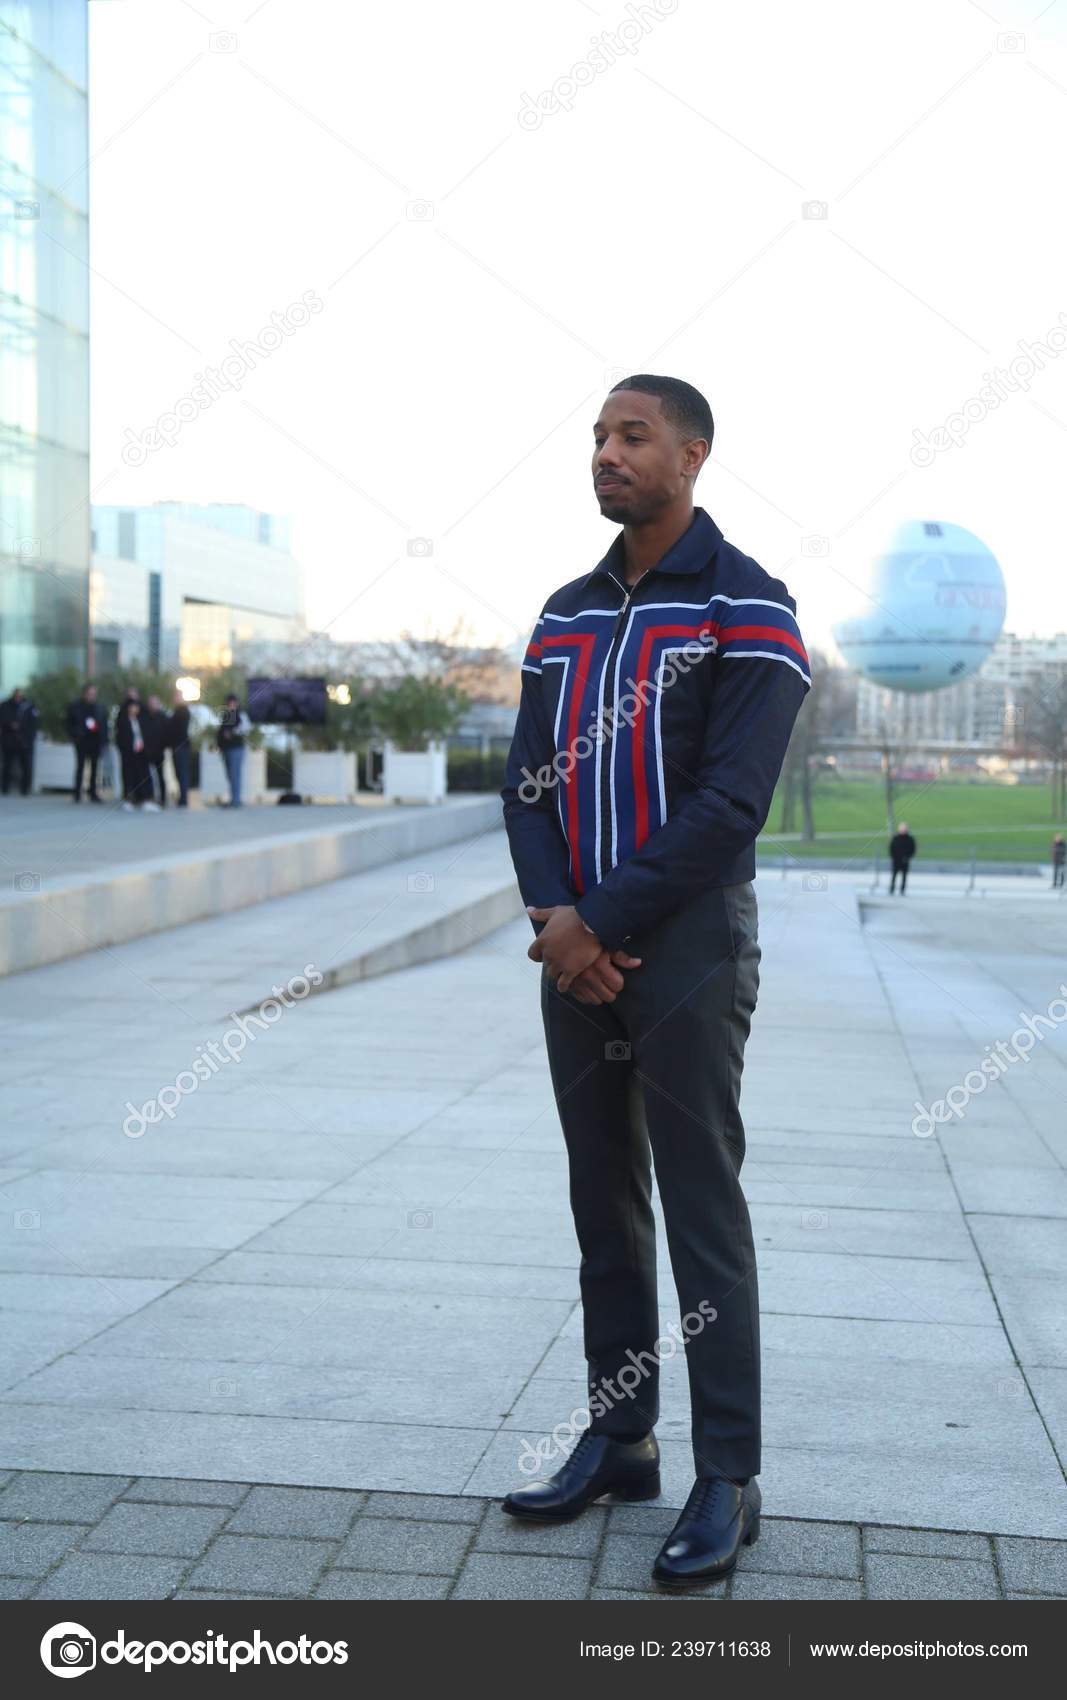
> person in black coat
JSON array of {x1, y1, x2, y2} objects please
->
[
  {"x1": 889, "y1": 821, "x2": 917, "y2": 894},
  {"x1": 66, "y1": 683, "x2": 108, "y2": 802},
  {"x1": 114, "y1": 696, "x2": 155, "y2": 810},
  {"x1": 0, "y1": 688, "x2": 39, "y2": 795},
  {"x1": 141, "y1": 694, "x2": 170, "y2": 807},
  {"x1": 1052, "y1": 833, "x2": 1066, "y2": 890},
  {"x1": 168, "y1": 689, "x2": 192, "y2": 807}
]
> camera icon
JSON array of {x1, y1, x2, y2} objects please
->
[
  {"x1": 15, "y1": 199, "x2": 40, "y2": 220},
  {"x1": 407, "y1": 871, "x2": 435, "y2": 893},
  {"x1": 995, "y1": 1377, "x2": 1025, "y2": 1400},
  {"x1": 16, "y1": 537, "x2": 40, "y2": 557},
  {"x1": 604, "y1": 1040, "x2": 631, "y2": 1062},
  {"x1": 209, "y1": 1376, "x2": 238, "y2": 1397},
  {"x1": 406, "y1": 199, "x2": 434, "y2": 221},
  {"x1": 802, "y1": 1209, "x2": 828, "y2": 1231},
  {"x1": 41, "y1": 1622, "x2": 96, "y2": 1676},
  {"x1": 802, "y1": 200, "x2": 829, "y2": 220},
  {"x1": 802, "y1": 872, "x2": 828, "y2": 893},
  {"x1": 407, "y1": 536, "x2": 434, "y2": 557},
  {"x1": 209, "y1": 30, "x2": 238, "y2": 52},
  {"x1": 407, "y1": 1208, "x2": 434, "y2": 1229},
  {"x1": 14, "y1": 871, "x2": 41, "y2": 893},
  {"x1": 603, "y1": 365, "x2": 633, "y2": 389},
  {"x1": 801, "y1": 535, "x2": 829, "y2": 557},
  {"x1": 15, "y1": 1209, "x2": 40, "y2": 1230},
  {"x1": 996, "y1": 32, "x2": 1025, "y2": 53}
]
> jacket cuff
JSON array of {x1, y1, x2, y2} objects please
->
[{"x1": 574, "y1": 886, "x2": 632, "y2": 953}]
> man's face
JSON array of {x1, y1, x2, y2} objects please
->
[
  {"x1": 85, "y1": 687, "x2": 96, "y2": 702},
  {"x1": 591, "y1": 390, "x2": 706, "y2": 523}
]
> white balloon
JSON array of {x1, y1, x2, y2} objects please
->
[{"x1": 832, "y1": 520, "x2": 1006, "y2": 693}]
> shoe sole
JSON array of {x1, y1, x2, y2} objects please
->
[
  {"x1": 651, "y1": 1511, "x2": 761, "y2": 1590},
  {"x1": 502, "y1": 1471, "x2": 662, "y2": 1523}
]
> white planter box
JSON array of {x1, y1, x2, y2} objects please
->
[
  {"x1": 31, "y1": 738, "x2": 76, "y2": 792},
  {"x1": 293, "y1": 750, "x2": 357, "y2": 802},
  {"x1": 198, "y1": 747, "x2": 267, "y2": 803},
  {"x1": 382, "y1": 740, "x2": 447, "y2": 804}
]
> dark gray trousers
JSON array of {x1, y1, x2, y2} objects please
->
[{"x1": 540, "y1": 881, "x2": 762, "y2": 1482}]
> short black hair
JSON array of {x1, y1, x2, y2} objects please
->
[{"x1": 608, "y1": 373, "x2": 714, "y2": 452}]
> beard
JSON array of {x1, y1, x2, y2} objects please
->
[{"x1": 595, "y1": 485, "x2": 642, "y2": 523}]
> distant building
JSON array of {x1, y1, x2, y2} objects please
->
[
  {"x1": 855, "y1": 632, "x2": 1067, "y2": 747},
  {"x1": 90, "y1": 503, "x2": 306, "y2": 672},
  {"x1": 0, "y1": 2, "x2": 91, "y2": 693}
]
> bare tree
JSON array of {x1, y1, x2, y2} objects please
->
[
  {"x1": 383, "y1": 617, "x2": 513, "y2": 702},
  {"x1": 877, "y1": 726, "x2": 906, "y2": 838},
  {"x1": 779, "y1": 653, "x2": 857, "y2": 841},
  {"x1": 1017, "y1": 663, "x2": 1067, "y2": 818}
]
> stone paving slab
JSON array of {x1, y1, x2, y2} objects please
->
[{"x1": 0, "y1": 1472, "x2": 1062, "y2": 1600}]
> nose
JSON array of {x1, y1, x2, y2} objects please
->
[{"x1": 596, "y1": 440, "x2": 624, "y2": 471}]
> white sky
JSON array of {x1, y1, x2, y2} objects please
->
[{"x1": 87, "y1": 0, "x2": 1067, "y2": 655}]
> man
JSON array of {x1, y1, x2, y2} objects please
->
[
  {"x1": 216, "y1": 693, "x2": 251, "y2": 807},
  {"x1": 141, "y1": 694, "x2": 170, "y2": 807},
  {"x1": 1052, "y1": 832, "x2": 1065, "y2": 890},
  {"x1": 499, "y1": 375, "x2": 809, "y2": 1588},
  {"x1": 66, "y1": 683, "x2": 107, "y2": 802},
  {"x1": 1, "y1": 687, "x2": 40, "y2": 795},
  {"x1": 889, "y1": 821, "x2": 916, "y2": 894},
  {"x1": 169, "y1": 689, "x2": 192, "y2": 807}
]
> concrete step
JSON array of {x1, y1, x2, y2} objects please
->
[
  {"x1": 0, "y1": 795, "x2": 504, "y2": 978},
  {"x1": 0, "y1": 828, "x2": 524, "y2": 1023}
]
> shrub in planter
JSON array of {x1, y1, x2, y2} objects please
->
[{"x1": 370, "y1": 675, "x2": 469, "y2": 752}]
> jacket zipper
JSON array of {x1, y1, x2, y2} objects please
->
[{"x1": 597, "y1": 565, "x2": 653, "y2": 881}]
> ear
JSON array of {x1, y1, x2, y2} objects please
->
[{"x1": 684, "y1": 437, "x2": 710, "y2": 480}]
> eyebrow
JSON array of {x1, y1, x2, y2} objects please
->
[{"x1": 593, "y1": 418, "x2": 654, "y2": 431}]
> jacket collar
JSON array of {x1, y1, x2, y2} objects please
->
[{"x1": 586, "y1": 506, "x2": 723, "y2": 587}]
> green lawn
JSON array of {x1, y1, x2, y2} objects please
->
[{"x1": 759, "y1": 778, "x2": 1066, "y2": 863}]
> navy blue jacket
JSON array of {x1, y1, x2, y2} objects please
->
[{"x1": 500, "y1": 506, "x2": 810, "y2": 951}]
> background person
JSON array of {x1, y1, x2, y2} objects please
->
[
  {"x1": 169, "y1": 689, "x2": 192, "y2": 807},
  {"x1": 889, "y1": 821, "x2": 917, "y2": 894},
  {"x1": 216, "y1": 692, "x2": 251, "y2": 807},
  {"x1": 0, "y1": 687, "x2": 39, "y2": 796},
  {"x1": 1053, "y1": 832, "x2": 1066, "y2": 889},
  {"x1": 114, "y1": 696, "x2": 155, "y2": 811},
  {"x1": 66, "y1": 683, "x2": 107, "y2": 802},
  {"x1": 142, "y1": 693, "x2": 169, "y2": 807}
]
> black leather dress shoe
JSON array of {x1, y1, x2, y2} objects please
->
[
  {"x1": 652, "y1": 1475, "x2": 761, "y2": 1587},
  {"x1": 502, "y1": 1430, "x2": 660, "y2": 1522}
]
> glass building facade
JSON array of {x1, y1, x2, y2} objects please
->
[{"x1": 0, "y1": 0, "x2": 90, "y2": 695}]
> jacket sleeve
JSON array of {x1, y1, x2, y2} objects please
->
[
  {"x1": 500, "y1": 613, "x2": 576, "y2": 933},
  {"x1": 573, "y1": 588, "x2": 811, "y2": 950}
]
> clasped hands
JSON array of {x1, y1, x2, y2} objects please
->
[{"x1": 526, "y1": 904, "x2": 641, "y2": 1004}]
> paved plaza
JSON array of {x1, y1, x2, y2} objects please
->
[
  {"x1": 0, "y1": 794, "x2": 402, "y2": 883},
  {"x1": 0, "y1": 812, "x2": 1065, "y2": 1598}
]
